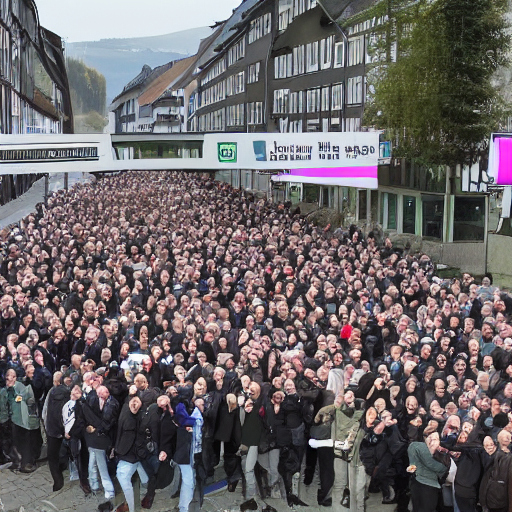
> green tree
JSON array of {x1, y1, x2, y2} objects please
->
[
  {"x1": 66, "y1": 58, "x2": 107, "y2": 115},
  {"x1": 363, "y1": 0, "x2": 510, "y2": 168}
]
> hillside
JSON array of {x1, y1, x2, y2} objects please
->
[{"x1": 65, "y1": 26, "x2": 213, "y2": 103}]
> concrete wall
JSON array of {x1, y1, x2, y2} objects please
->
[
  {"x1": 440, "y1": 242, "x2": 486, "y2": 276},
  {"x1": 488, "y1": 234, "x2": 512, "y2": 288},
  {"x1": 387, "y1": 233, "x2": 486, "y2": 276}
]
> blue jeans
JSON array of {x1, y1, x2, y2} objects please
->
[
  {"x1": 117, "y1": 460, "x2": 149, "y2": 512},
  {"x1": 88, "y1": 447, "x2": 115, "y2": 500},
  {"x1": 242, "y1": 446, "x2": 259, "y2": 499},
  {"x1": 178, "y1": 464, "x2": 195, "y2": 512}
]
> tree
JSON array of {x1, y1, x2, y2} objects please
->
[{"x1": 363, "y1": 0, "x2": 510, "y2": 168}]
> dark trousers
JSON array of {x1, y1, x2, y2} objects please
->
[
  {"x1": 317, "y1": 446, "x2": 335, "y2": 504},
  {"x1": 305, "y1": 444, "x2": 317, "y2": 483},
  {"x1": 410, "y1": 478, "x2": 440, "y2": 512},
  {"x1": 69, "y1": 436, "x2": 89, "y2": 486},
  {"x1": 13, "y1": 424, "x2": 40, "y2": 466},
  {"x1": 223, "y1": 439, "x2": 242, "y2": 484},
  {"x1": 141, "y1": 452, "x2": 160, "y2": 497},
  {"x1": 47, "y1": 436, "x2": 65, "y2": 490},
  {"x1": 0, "y1": 420, "x2": 16, "y2": 463},
  {"x1": 455, "y1": 495, "x2": 477, "y2": 512}
]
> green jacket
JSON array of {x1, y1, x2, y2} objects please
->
[
  {"x1": 0, "y1": 381, "x2": 40, "y2": 430},
  {"x1": 408, "y1": 442, "x2": 447, "y2": 489},
  {"x1": 315, "y1": 403, "x2": 364, "y2": 460}
]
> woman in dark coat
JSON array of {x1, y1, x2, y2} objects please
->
[{"x1": 213, "y1": 393, "x2": 242, "y2": 491}]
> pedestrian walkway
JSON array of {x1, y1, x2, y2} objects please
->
[
  {"x1": 0, "y1": 461, "x2": 391, "y2": 512},
  {"x1": 0, "y1": 172, "x2": 93, "y2": 230}
]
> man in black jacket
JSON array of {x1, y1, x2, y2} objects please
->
[
  {"x1": 82, "y1": 385, "x2": 119, "y2": 506},
  {"x1": 115, "y1": 396, "x2": 150, "y2": 512},
  {"x1": 42, "y1": 371, "x2": 70, "y2": 491},
  {"x1": 139, "y1": 394, "x2": 177, "y2": 509}
]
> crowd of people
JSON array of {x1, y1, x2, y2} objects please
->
[{"x1": 0, "y1": 171, "x2": 511, "y2": 512}]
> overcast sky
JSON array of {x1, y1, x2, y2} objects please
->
[{"x1": 35, "y1": 0, "x2": 241, "y2": 42}]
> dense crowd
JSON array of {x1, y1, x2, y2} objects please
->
[{"x1": 0, "y1": 171, "x2": 511, "y2": 512}]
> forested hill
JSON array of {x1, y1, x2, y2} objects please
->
[
  {"x1": 66, "y1": 58, "x2": 107, "y2": 133},
  {"x1": 65, "y1": 26, "x2": 213, "y2": 104}
]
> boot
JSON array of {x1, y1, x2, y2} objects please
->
[
  {"x1": 141, "y1": 490, "x2": 155, "y2": 509},
  {"x1": 287, "y1": 494, "x2": 308, "y2": 507},
  {"x1": 240, "y1": 498, "x2": 258, "y2": 512},
  {"x1": 98, "y1": 502, "x2": 113, "y2": 512},
  {"x1": 341, "y1": 489, "x2": 350, "y2": 508}
]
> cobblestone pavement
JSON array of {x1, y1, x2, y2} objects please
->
[{"x1": 0, "y1": 461, "x2": 393, "y2": 512}]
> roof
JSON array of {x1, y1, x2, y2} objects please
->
[
  {"x1": 173, "y1": 25, "x2": 224, "y2": 90},
  {"x1": 111, "y1": 62, "x2": 174, "y2": 105},
  {"x1": 138, "y1": 56, "x2": 197, "y2": 106},
  {"x1": 316, "y1": 0, "x2": 382, "y2": 23},
  {"x1": 193, "y1": 0, "x2": 263, "y2": 74}
]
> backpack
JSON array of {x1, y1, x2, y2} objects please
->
[{"x1": 481, "y1": 451, "x2": 511, "y2": 510}]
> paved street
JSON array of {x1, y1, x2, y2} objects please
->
[
  {"x1": 0, "y1": 460, "x2": 393, "y2": 512},
  {"x1": 0, "y1": 173, "x2": 93, "y2": 230}
]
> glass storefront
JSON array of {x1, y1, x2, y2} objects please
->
[
  {"x1": 403, "y1": 196, "x2": 416, "y2": 234},
  {"x1": 422, "y1": 195, "x2": 444, "y2": 239},
  {"x1": 453, "y1": 196, "x2": 485, "y2": 241}
]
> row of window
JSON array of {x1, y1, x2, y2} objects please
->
[
  {"x1": 274, "y1": 37, "x2": 344, "y2": 79},
  {"x1": 0, "y1": 26, "x2": 11, "y2": 82},
  {"x1": 273, "y1": 31, "x2": 394, "y2": 80},
  {"x1": 198, "y1": 101, "x2": 265, "y2": 131},
  {"x1": 347, "y1": 14, "x2": 388, "y2": 36},
  {"x1": 273, "y1": 84, "x2": 344, "y2": 115},
  {"x1": 248, "y1": 13, "x2": 271, "y2": 44},
  {"x1": 228, "y1": 38, "x2": 245, "y2": 67},
  {"x1": 200, "y1": 59, "x2": 226, "y2": 87},
  {"x1": 278, "y1": 0, "x2": 317, "y2": 31},
  {"x1": 200, "y1": 71, "x2": 246, "y2": 108},
  {"x1": 248, "y1": 62, "x2": 260, "y2": 84},
  {"x1": 277, "y1": 116, "x2": 359, "y2": 133},
  {"x1": 226, "y1": 103, "x2": 244, "y2": 127},
  {"x1": 198, "y1": 108, "x2": 225, "y2": 132}
]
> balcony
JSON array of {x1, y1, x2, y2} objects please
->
[{"x1": 156, "y1": 114, "x2": 182, "y2": 124}]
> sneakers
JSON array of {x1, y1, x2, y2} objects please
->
[
  {"x1": 292, "y1": 472, "x2": 300, "y2": 497},
  {"x1": 98, "y1": 502, "x2": 113, "y2": 512},
  {"x1": 382, "y1": 486, "x2": 396, "y2": 504},
  {"x1": 271, "y1": 483, "x2": 281, "y2": 499}
]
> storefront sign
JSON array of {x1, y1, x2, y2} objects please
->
[
  {"x1": 217, "y1": 142, "x2": 237, "y2": 163},
  {"x1": 0, "y1": 146, "x2": 99, "y2": 163},
  {"x1": 488, "y1": 135, "x2": 512, "y2": 186}
]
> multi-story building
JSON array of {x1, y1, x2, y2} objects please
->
[
  {"x1": 109, "y1": 0, "x2": 492, "y2": 274},
  {"x1": 186, "y1": 0, "x2": 490, "y2": 274},
  {"x1": 0, "y1": 0, "x2": 73, "y2": 203}
]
